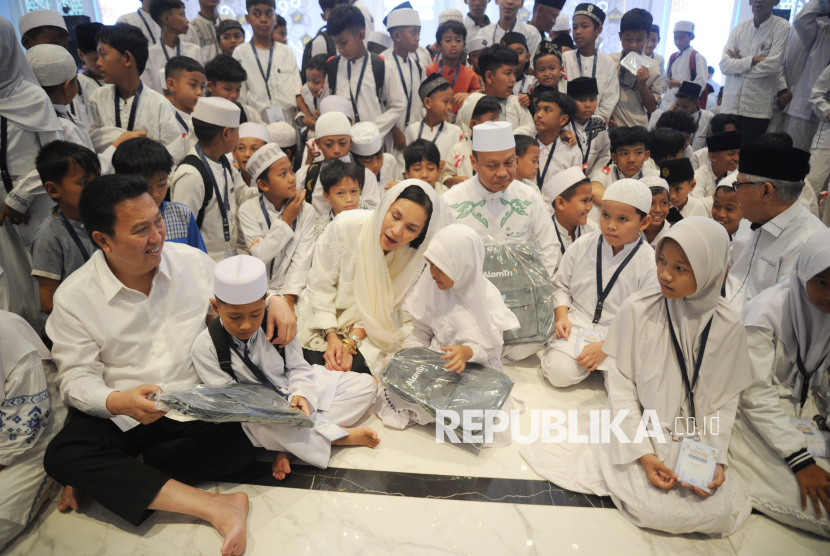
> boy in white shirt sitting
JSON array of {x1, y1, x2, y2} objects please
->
[
  {"x1": 692, "y1": 130, "x2": 741, "y2": 212},
  {"x1": 479, "y1": 44, "x2": 536, "y2": 135},
  {"x1": 233, "y1": 122, "x2": 270, "y2": 186},
  {"x1": 351, "y1": 122, "x2": 400, "y2": 190},
  {"x1": 540, "y1": 166, "x2": 598, "y2": 257},
  {"x1": 533, "y1": 90, "x2": 583, "y2": 190},
  {"x1": 673, "y1": 81, "x2": 714, "y2": 152},
  {"x1": 402, "y1": 75, "x2": 463, "y2": 176},
  {"x1": 566, "y1": 77, "x2": 610, "y2": 176},
  {"x1": 312, "y1": 159, "x2": 369, "y2": 240},
  {"x1": 165, "y1": 56, "x2": 207, "y2": 146},
  {"x1": 660, "y1": 157, "x2": 709, "y2": 223}
]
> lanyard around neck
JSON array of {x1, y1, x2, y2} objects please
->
[
  {"x1": 137, "y1": 9, "x2": 156, "y2": 44},
  {"x1": 114, "y1": 82, "x2": 143, "y2": 131},
  {"x1": 57, "y1": 208, "x2": 90, "y2": 261},
  {"x1": 439, "y1": 60, "x2": 460, "y2": 89},
  {"x1": 493, "y1": 18, "x2": 518, "y2": 42},
  {"x1": 251, "y1": 41, "x2": 274, "y2": 101},
  {"x1": 347, "y1": 53, "x2": 370, "y2": 123},
  {"x1": 162, "y1": 40, "x2": 182, "y2": 62},
  {"x1": 536, "y1": 138, "x2": 557, "y2": 187},
  {"x1": 196, "y1": 144, "x2": 231, "y2": 245},
  {"x1": 394, "y1": 53, "x2": 414, "y2": 126},
  {"x1": 552, "y1": 216, "x2": 579, "y2": 254},
  {"x1": 665, "y1": 297, "x2": 714, "y2": 421},
  {"x1": 576, "y1": 50, "x2": 598, "y2": 79},
  {"x1": 593, "y1": 234, "x2": 643, "y2": 324},
  {"x1": 572, "y1": 119, "x2": 594, "y2": 166},
  {"x1": 417, "y1": 120, "x2": 444, "y2": 143}
]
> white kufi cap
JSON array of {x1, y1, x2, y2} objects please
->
[
  {"x1": 439, "y1": 9, "x2": 464, "y2": 24},
  {"x1": 315, "y1": 112, "x2": 352, "y2": 138},
  {"x1": 320, "y1": 95, "x2": 354, "y2": 122},
  {"x1": 368, "y1": 31, "x2": 394, "y2": 49},
  {"x1": 467, "y1": 35, "x2": 489, "y2": 53},
  {"x1": 552, "y1": 13, "x2": 570, "y2": 32},
  {"x1": 19, "y1": 9, "x2": 67, "y2": 36},
  {"x1": 239, "y1": 122, "x2": 270, "y2": 144},
  {"x1": 471, "y1": 121, "x2": 515, "y2": 153},
  {"x1": 603, "y1": 178, "x2": 653, "y2": 215},
  {"x1": 639, "y1": 174, "x2": 669, "y2": 191},
  {"x1": 386, "y1": 8, "x2": 420, "y2": 28},
  {"x1": 26, "y1": 44, "x2": 77, "y2": 87},
  {"x1": 541, "y1": 166, "x2": 587, "y2": 206},
  {"x1": 266, "y1": 122, "x2": 297, "y2": 147},
  {"x1": 192, "y1": 97, "x2": 240, "y2": 128},
  {"x1": 674, "y1": 20, "x2": 694, "y2": 34},
  {"x1": 214, "y1": 255, "x2": 268, "y2": 305},
  {"x1": 350, "y1": 122, "x2": 382, "y2": 156},
  {"x1": 246, "y1": 142, "x2": 288, "y2": 182}
]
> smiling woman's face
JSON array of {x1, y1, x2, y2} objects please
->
[{"x1": 379, "y1": 198, "x2": 427, "y2": 252}]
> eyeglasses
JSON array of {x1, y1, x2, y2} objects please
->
[{"x1": 732, "y1": 180, "x2": 766, "y2": 189}]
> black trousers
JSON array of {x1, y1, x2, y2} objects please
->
[
  {"x1": 739, "y1": 116, "x2": 771, "y2": 145},
  {"x1": 44, "y1": 410, "x2": 257, "y2": 526},
  {"x1": 303, "y1": 347, "x2": 370, "y2": 374}
]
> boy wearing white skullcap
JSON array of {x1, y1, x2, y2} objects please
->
[
  {"x1": 542, "y1": 166, "x2": 599, "y2": 256},
  {"x1": 441, "y1": 121, "x2": 561, "y2": 362},
  {"x1": 295, "y1": 112, "x2": 381, "y2": 216},
  {"x1": 233, "y1": 122, "x2": 270, "y2": 185},
  {"x1": 238, "y1": 143, "x2": 316, "y2": 305},
  {"x1": 171, "y1": 96, "x2": 258, "y2": 262},
  {"x1": 191, "y1": 254, "x2": 379, "y2": 476},
  {"x1": 542, "y1": 178, "x2": 657, "y2": 388},
  {"x1": 639, "y1": 174, "x2": 672, "y2": 247},
  {"x1": 439, "y1": 93, "x2": 501, "y2": 188},
  {"x1": 351, "y1": 121, "x2": 401, "y2": 190},
  {"x1": 266, "y1": 121, "x2": 299, "y2": 170},
  {"x1": 660, "y1": 20, "x2": 707, "y2": 111}
]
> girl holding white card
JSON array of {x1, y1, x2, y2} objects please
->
[
  {"x1": 523, "y1": 216, "x2": 754, "y2": 536},
  {"x1": 730, "y1": 227, "x2": 830, "y2": 538}
]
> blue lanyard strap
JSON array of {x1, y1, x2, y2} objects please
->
[
  {"x1": 57, "y1": 208, "x2": 90, "y2": 261},
  {"x1": 576, "y1": 50, "x2": 598, "y2": 79},
  {"x1": 438, "y1": 60, "x2": 460, "y2": 89},
  {"x1": 137, "y1": 9, "x2": 156, "y2": 44},
  {"x1": 258, "y1": 194, "x2": 299, "y2": 279},
  {"x1": 394, "y1": 53, "x2": 414, "y2": 126},
  {"x1": 593, "y1": 234, "x2": 643, "y2": 324},
  {"x1": 347, "y1": 53, "x2": 369, "y2": 123},
  {"x1": 162, "y1": 41, "x2": 182, "y2": 62},
  {"x1": 251, "y1": 41, "x2": 274, "y2": 101},
  {"x1": 665, "y1": 297, "x2": 713, "y2": 421},
  {"x1": 552, "y1": 217, "x2": 580, "y2": 255},
  {"x1": 536, "y1": 138, "x2": 557, "y2": 187},
  {"x1": 196, "y1": 145, "x2": 231, "y2": 244},
  {"x1": 417, "y1": 121, "x2": 444, "y2": 143},
  {"x1": 493, "y1": 18, "x2": 518, "y2": 42},
  {"x1": 572, "y1": 120, "x2": 593, "y2": 166},
  {"x1": 113, "y1": 82, "x2": 143, "y2": 131},
  {"x1": 175, "y1": 112, "x2": 188, "y2": 133}
]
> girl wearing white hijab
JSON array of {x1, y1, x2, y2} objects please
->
[
  {"x1": 375, "y1": 224, "x2": 519, "y2": 440},
  {"x1": 523, "y1": 217, "x2": 754, "y2": 536},
  {"x1": 730, "y1": 227, "x2": 830, "y2": 538},
  {"x1": 0, "y1": 15, "x2": 63, "y2": 327},
  {"x1": 300, "y1": 179, "x2": 443, "y2": 374}
]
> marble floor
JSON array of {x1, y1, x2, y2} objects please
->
[{"x1": 3, "y1": 355, "x2": 829, "y2": 556}]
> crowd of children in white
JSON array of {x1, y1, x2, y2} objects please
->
[{"x1": 1, "y1": 0, "x2": 830, "y2": 553}]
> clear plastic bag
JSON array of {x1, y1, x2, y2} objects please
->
[
  {"x1": 619, "y1": 52, "x2": 655, "y2": 89},
  {"x1": 150, "y1": 383, "x2": 315, "y2": 427},
  {"x1": 483, "y1": 236, "x2": 555, "y2": 345},
  {"x1": 379, "y1": 347, "x2": 515, "y2": 454}
]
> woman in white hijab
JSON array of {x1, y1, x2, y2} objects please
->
[
  {"x1": 729, "y1": 227, "x2": 830, "y2": 538},
  {"x1": 523, "y1": 216, "x2": 753, "y2": 536},
  {"x1": 300, "y1": 179, "x2": 443, "y2": 374},
  {"x1": 0, "y1": 15, "x2": 63, "y2": 328},
  {"x1": 375, "y1": 224, "x2": 520, "y2": 435}
]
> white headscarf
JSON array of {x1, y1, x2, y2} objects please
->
[
  {"x1": 742, "y1": 228, "x2": 830, "y2": 401},
  {"x1": 406, "y1": 224, "x2": 519, "y2": 351},
  {"x1": 605, "y1": 217, "x2": 752, "y2": 425},
  {"x1": 0, "y1": 16, "x2": 62, "y2": 133},
  {"x1": 347, "y1": 179, "x2": 443, "y2": 352}
]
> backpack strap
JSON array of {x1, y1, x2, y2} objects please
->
[
  {"x1": 208, "y1": 318, "x2": 239, "y2": 381},
  {"x1": 371, "y1": 53, "x2": 386, "y2": 102},
  {"x1": 304, "y1": 162, "x2": 322, "y2": 204},
  {"x1": 178, "y1": 154, "x2": 214, "y2": 228},
  {"x1": 326, "y1": 55, "x2": 340, "y2": 95},
  {"x1": 0, "y1": 117, "x2": 12, "y2": 193},
  {"x1": 236, "y1": 102, "x2": 248, "y2": 124},
  {"x1": 688, "y1": 49, "x2": 697, "y2": 81},
  {"x1": 323, "y1": 30, "x2": 336, "y2": 57}
]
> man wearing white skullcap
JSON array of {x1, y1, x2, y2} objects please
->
[
  {"x1": 192, "y1": 253, "x2": 379, "y2": 476},
  {"x1": 171, "y1": 97, "x2": 258, "y2": 262},
  {"x1": 295, "y1": 112, "x2": 381, "y2": 216},
  {"x1": 233, "y1": 122, "x2": 270, "y2": 185},
  {"x1": 661, "y1": 20, "x2": 708, "y2": 111},
  {"x1": 441, "y1": 121, "x2": 561, "y2": 361},
  {"x1": 541, "y1": 166, "x2": 599, "y2": 255},
  {"x1": 350, "y1": 121, "x2": 401, "y2": 190},
  {"x1": 541, "y1": 177, "x2": 657, "y2": 387},
  {"x1": 237, "y1": 144, "x2": 317, "y2": 302}
]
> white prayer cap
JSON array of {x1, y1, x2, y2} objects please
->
[
  {"x1": 552, "y1": 13, "x2": 570, "y2": 32},
  {"x1": 192, "y1": 97, "x2": 240, "y2": 128},
  {"x1": 19, "y1": 9, "x2": 67, "y2": 36},
  {"x1": 467, "y1": 35, "x2": 489, "y2": 53},
  {"x1": 26, "y1": 44, "x2": 77, "y2": 87},
  {"x1": 214, "y1": 255, "x2": 268, "y2": 305},
  {"x1": 246, "y1": 142, "x2": 287, "y2": 182},
  {"x1": 716, "y1": 172, "x2": 737, "y2": 191},
  {"x1": 386, "y1": 8, "x2": 420, "y2": 28},
  {"x1": 471, "y1": 121, "x2": 515, "y2": 153},
  {"x1": 350, "y1": 122, "x2": 382, "y2": 156},
  {"x1": 439, "y1": 9, "x2": 464, "y2": 24},
  {"x1": 674, "y1": 20, "x2": 694, "y2": 34},
  {"x1": 315, "y1": 112, "x2": 352, "y2": 138},
  {"x1": 239, "y1": 122, "x2": 270, "y2": 144},
  {"x1": 320, "y1": 95, "x2": 354, "y2": 122},
  {"x1": 542, "y1": 166, "x2": 587, "y2": 205},
  {"x1": 640, "y1": 174, "x2": 669, "y2": 192},
  {"x1": 603, "y1": 178, "x2": 653, "y2": 215},
  {"x1": 266, "y1": 122, "x2": 297, "y2": 148},
  {"x1": 368, "y1": 31, "x2": 394, "y2": 50}
]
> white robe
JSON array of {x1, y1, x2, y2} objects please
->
[
  {"x1": 381, "y1": 49, "x2": 425, "y2": 156},
  {"x1": 141, "y1": 40, "x2": 205, "y2": 94},
  {"x1": 571, "y1": 117, "x2": 610, "y2": 176},
  {"x1": 183, "y1": 12, "x2": 235, "y2": 62},
  {"x1": 661, "y1": 47, "x2": 708, "y2": 110},
  {"x1": 401, "y1": 120, "x2": 463, "y2": 173},
  {"x1": 535, "y1": 136, "x2": 583, "y2": 190},
  {"x1": 117, "y1": 9, "x2": 161, "y2": 46},
  {"x1": 497, "y1": 95, "x2": 535, "y2": 136},
  {"x1": 295, "y1": 162, "x2": 380, "y2": 217},
  {"x1": 233, "y1": 41, "x2": 301, "y2": 122},
  {"x1": 562, "y1": 49, "x2": 620, "y2": 121}
]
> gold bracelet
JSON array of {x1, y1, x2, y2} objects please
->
[{"x1": 341, "y1": 338, "x2": 357, "y2": 355}]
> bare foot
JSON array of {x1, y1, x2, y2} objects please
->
[
  {"x1": 272, "y1": 452, "x2": 291, "y2": 480},
  {"x1": 58, "y1": 485, "x2": 80, "y2": 512},
  {"x1": 332, "y1": 426, "x2": 380, "y2": 448},
  {"x1": 208, "y1": 492, "x2": 249, "y2": 556}
]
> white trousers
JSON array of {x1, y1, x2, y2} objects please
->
[
  {"x1": 786, "y1": 116, "x2": 819, "y2": 152},
  {"x1": 244, "y1": 370, "x2": 377, "y2": 469},
  {"x1": 502, "y1": 343, "x2": 543, "y2": 363},
  {"x1": 541, "y1": 346, "x2": 591, "y2": 388}
]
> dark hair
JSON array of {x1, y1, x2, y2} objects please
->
[
  {"x1": 327, "y1": 5, "x2": 365, "y2": 37},
  {"x1": 649, "y1": 185, "x2": 669, "y2": 198},
  {"x1": 436, "y1": 20, "x2": 467, "y2": 43},
  {"x1": 276, "y1": 15, "x2": 287, "y2": 27},
  {"x1": 42, "y1": 79, "x2": 72, "y2": 97},
  {"x1": 36, "y1": 141, "x2": 101, "y2": 186},
  {"x1": 80, "y1": 174, "x2": 151, "y2": 238},
  {"x1": 471, "y1": 95, "x2": 501, "y2": 121},
  {"x1": 648, "y1": 128, "x2": 685, "y2": 162},
  {"x1": 610, "y1": 126, "x2": 650, "y2": 152},
  {"x1": 320, "y1": 159, "x2": 363, "y2": 193},
  {"x1": 478, "y1": 44, "x2": 519, "y2": 77},
  {"x1": 192, "y1": 118, "x2": 227, "y2": 143},
  {"x1": 150, "y1": 0, "x2": 185, "y2": 25},
  {"x1": 22, "y1": 25, "x2": 69, "y2": 42},
  {"x1": 634, "y1": 208, "x2": 648, "y2": 218},
  {"x1": 112, "y1": 137, "x2": 173, "y2": 178},
  {"x1": 75, "y1": 22, "x2": 104, "y2": 53},
  {"x1": 247, "y1": 0, "x2": 276, "y2": 9},
  {"x1": 655, "y1": 110, "x2": 698, "y2": 134},
  {"x1": 754, "y1": 132, "x2": 794, "y2": 147},
  {"x1": 97, "y1": 24, "x2": 149, "y2": 74},
  {"x1": 707, "y1": 65, "x2": 715, "y2": 74},
  {"x1": 420, "y1": 73, "x2": 451, "y2": 99},
  {"x1": 619, "y1": 8, "x2": 652, "y2": 34},
  {"x1": 715, "y1": 184, "x2": 736, "y2": 196},
  {"x1": 205, "y1": 54, "x2": 247, "y2": 84},
  {"x1": 319, "y1": 0, "x2": 343, "y2": 10},
  {"x1": 650, "y1": 24, "x2": 660, "y2": 38},
  {"x1": 675, "y1": 88, "x2": 701, "y2": 102},
  {"x1": 514, "y1": 134, "x2": 537, "y2": 157},
  {"x1": 536, "y1": 89, "x2": 575, "y2": 120},
  {"x1": 395, "y1": 185, "x2": 433, "y2": 249},
  {"x1": 551, "y1": 33, "x2": 574, "y2": 51},
  {"x1": 306, "y1": 53, "x2": 328, "y2": 74},
  {"x1": 710, "y1": 113, "x2": 741, "y2": 134},
  {"x1": 404, "y1": 139, "x2": 441, "y2": 170},
  {"x1": 165, "y1": 55, "x2": 206, "y2": 80},
  {"x1": 559, "y1": 179, "x2": 592, "y2": 201}
]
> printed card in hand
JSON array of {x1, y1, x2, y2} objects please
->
[
  {"x1": 575, "y1": 328, "x2": 604, "y2": 358},
  {"x1": 313, "y1": 413, "x2": 349, "y2": 441},
  {"x1": 791, "y1": 419, "x2": 829, "y2": 458},
  {"x1": 674, "y1": 437, "x2": 718, "y2": 490}
]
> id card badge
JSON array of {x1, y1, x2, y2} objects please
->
[
  {"x1": 574, "y1": 327, "x2": 604, "y2": 357},
  {"x1": 223, "y1": 242, "x2": 235, "y2": 260},
  {"x1": 313, "y1": 414, "x2": 349, "y2": 441},
  {"x1": 674, "y1": 437, "x2": 718, "y2": 490},
  {"x1": 265, "y1": 106, "x2": 285, "y2": 123},
  {"x1": 790, "y1": 419, "x2": 829, "y2": 458}
]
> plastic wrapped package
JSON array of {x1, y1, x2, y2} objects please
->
[
  {"x1": 150, "y1": 383, "x2": 315, "y2": 427},
  {"x1": 619, "y1": 52, "x2": 656, "y2": 89},
  {"x1": 379, "y1": 347, "x2": 514, "y2": 454},
  {"x1": 483, "y1": 237, "x2": 555, "y2": 345}
]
